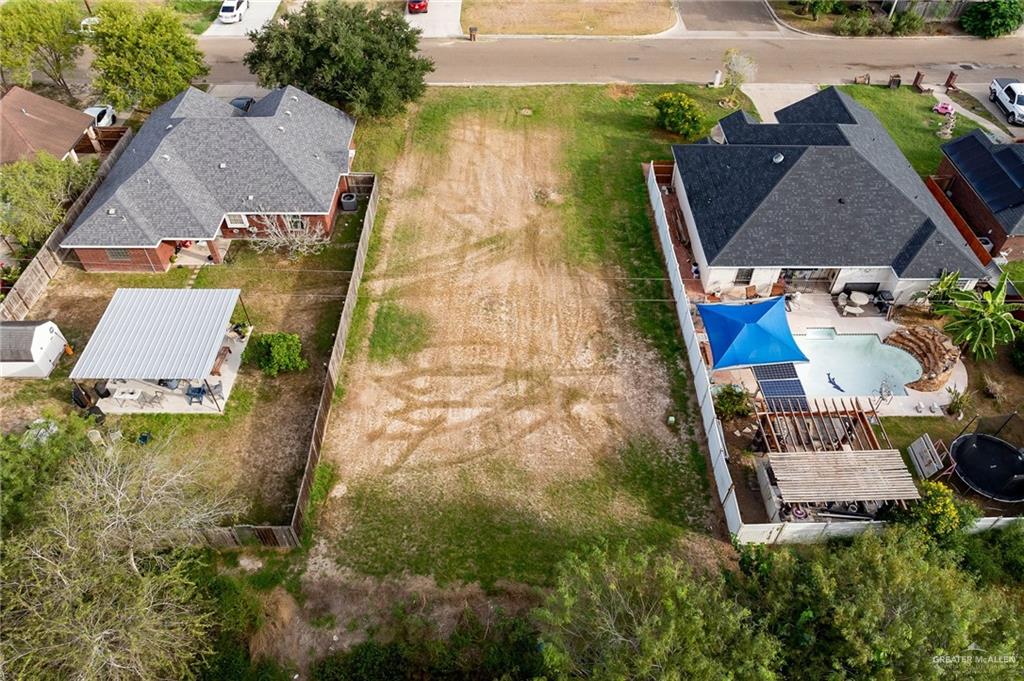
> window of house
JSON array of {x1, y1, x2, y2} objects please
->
[
  {"x1": 106, "y1": 248, "x2": 131, "y2": 261},
  {"x1": 734, "y1": 268, "x2": 755, "y2": 286},
  {"x1": 225, "y1": 213, "x2": 248, "y2": 229}
]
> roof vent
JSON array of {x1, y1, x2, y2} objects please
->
[
  {"x1": 165, "y1": 124, "x2": 173, "y2": 130},
  {"x1": 838, "y1": 197, "x2": 845, "y2": 204},
  {"x1": 284, "y1": 110, "x2": 292, "y2": 116},
  {"x1": 290, "y1": 95, "x2": 298, "y2": 101},
  {"x1": 772, "y1": 153, "x2": 785, "y2": 164},
  {"x1": 247, "y1": 194, "x2": 254, "y2": 201},
  {"x1": 218, "y1": 162, "x2": 227, "y2": 169},
  {"x1": 277, "y1": 125, "x2": 284, "y2": 131},
  {"x1": 107, "y1": 208, "x2": 116, "y2": 215},
  {"x1": 161, "y1": 154, "x2": 170, "y2": 160}
]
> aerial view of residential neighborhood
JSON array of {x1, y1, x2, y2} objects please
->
[{"x1": 2, "y1": 0, "x2": 1024, "y2": 678}]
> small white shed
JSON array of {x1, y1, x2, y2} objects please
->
[{"x1": 0, "y1": 321, "x2": 67, "y2": 379}]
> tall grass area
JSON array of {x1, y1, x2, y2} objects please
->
[
  {"x1": 168, "y1": 0, "x2": 221, "y2": 34},
  {"x1": 839, "y1": 84, "x2": 981, "y2": 176}
]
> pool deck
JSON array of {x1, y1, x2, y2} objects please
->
[{"x1": 711, "y1": 294, "x2": 967, "y2": 418}]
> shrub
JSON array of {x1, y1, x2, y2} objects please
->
[
  {"x1": 960, "y1": 520, "x2": 1024, "y2": 585},
  {"x1": 891, "y1": 9, "x2": 924, "y2": 35},
  {"x1": 871, "y1": 14, "x2": 894, "y2": 35},
  {"x1": 891, "y1": 480, "x2": 980, "y2": 544},
  {"x1": 311, "y1": 641, "x2": 404, "y2": 681},
  {"x1": 960, "y1": 0, "x2": 1024, "y2": 38},
  {"x1": 833, "y1": 7, "x2": 872, "y2": 35},
  {"x1": 713, "y1": 384, "x2": 753, "y2": 421},
  {"x1": 653, "y1": 92, "x2": 705, "y2": 138},
  {"x1": 244, "y1": 332, "x2": 309, "y2": 377}
]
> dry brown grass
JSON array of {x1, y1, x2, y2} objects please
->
[{"x1": 462, "y1": 0, "x2": 675, "y2": 35}]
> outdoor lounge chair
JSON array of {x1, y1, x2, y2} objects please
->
[{"x1": 842, "y1": 304, "x2": 864, "y2": 316}]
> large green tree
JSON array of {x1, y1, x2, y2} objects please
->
[
  {"x1": 961, "y1": 0, "x2": 1024, "y2": 38},
  {"x1": 741, "y1": 529, "x2": 1022, "y2": 680},
  {"x1": 0, "y1": 152, "x2": 97, "y2": 246},
  {"x1": 244, "y1": 0, "x2": 434, "y2": 117},
  {"x1": 89, "y1": 0, "x2": 209, "y2": 111},
  {"x1": 0, "y1": 0, "x2": 83, "y2": 98},
  {"x1": 535, "y1": 544, "x2": 780, "y2": 680},
  {"x1": 1, "y1": 441, "x2": 246, "y2": 680},
  {"x1": 934, "y1": 272, "x2": 1024, "y2": 360}
]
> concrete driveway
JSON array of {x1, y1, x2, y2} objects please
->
[
  {"x1": 741, "y1": 84, "x2": 821, "y2": 122},
  {"x1": 679, "y1": 0, "x2": 777, "y2": 32},
  {"x1": 203, "y1": 0, "x2": 280, "y2": 37},
  {"x1": 406, "y1": 0, "x2": 463, "y2": 39}
]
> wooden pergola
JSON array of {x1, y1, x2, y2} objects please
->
[
  {"x1": 756, "y1": 396, "x2": 889, "y2": 453},
  {"x1": 769, "y1": 450, "x2": 920, "y2": 503},
  {"x1": 755, "y1": 397, "x2": 918, "y2": 504}
]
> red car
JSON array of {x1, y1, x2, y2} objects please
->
[{"x1": 408, "y1": 0, "x2": 428, "y2": 13}]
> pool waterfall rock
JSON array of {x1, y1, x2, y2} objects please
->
[{"x1": 883, "y1": 326, "x2": 960, "y2": 392}]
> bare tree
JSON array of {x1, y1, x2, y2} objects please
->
[
  {"x1": 721, "y1": 48, "x2": 757, "y2": 108},
  {"x1": 247, "y1": 208, "x2": 331, "y2": 258},
  {"x1": 1, "y1": 441, "x2": 247, "y2": 680}
]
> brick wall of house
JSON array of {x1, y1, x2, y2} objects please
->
[
  {"x1": 75, "y1": 241, "x2": 174, "y2": 272},
  {"x1": 219, "y1": 175, "x2": 349, "y2": 240},
  {"x1": 938, "y1": 157, "x2": 1010, "y2": 251}
]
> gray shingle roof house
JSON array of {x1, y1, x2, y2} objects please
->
[
  {"x1": 939, "y1": 130, "x2": 1024, "y2": 256},
  {"x1": 669, "y1": 87, "x2": 987, "y2": 302},
  {"x1": 61, "y1": 86, "x2": 356, "y2": 272}
]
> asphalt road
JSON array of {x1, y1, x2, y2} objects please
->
[{"x1": 200, "y1": 34, "x2": 1024, "y2": 86}]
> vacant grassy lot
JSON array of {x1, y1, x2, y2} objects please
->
[
  {"x1": 839, "y1": 85, "x2": 982, "y2": 176},
  {"x1": 0, "y1": 212, "x2": 363, "y2": 523},
  {"x1": 461, "y1": 0, "x2": 675, "y2": 35},
  {"x1": 312, "y1": 84, "x2": 753, "y2": 600},
  {"x1": 168, "y1": 0, "x2": 221, "y2": 34}
]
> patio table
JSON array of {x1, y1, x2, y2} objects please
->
[
  {"x1": 848, "y1": 291, "x2": 871, "y2": 306},
  {"x1": 112, "y1": 389, "x2": 140, "y2": 407}
]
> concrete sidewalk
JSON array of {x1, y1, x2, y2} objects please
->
[{"x1": 741, "y1": 84, "x2": 821, "y2": 121}]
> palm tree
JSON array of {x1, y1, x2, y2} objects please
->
[{"x1": 934, "y1": 272, "x2": 1024, "y2": 361}]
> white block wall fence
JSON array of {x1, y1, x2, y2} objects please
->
[{"x1": 645, "y1": 164, "x2": 1018, "y2": 543}]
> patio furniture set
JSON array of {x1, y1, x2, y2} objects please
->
[
  {"x1": 102, "y1": 378, "x2": 225, "y2": 409},
  {"x1": 835, "y1": 290, "x2": 894, "y2": 317}
]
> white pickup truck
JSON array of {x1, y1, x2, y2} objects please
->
[{"x1": 990, "y1": 78, "x2": 1024, "y2": 126}]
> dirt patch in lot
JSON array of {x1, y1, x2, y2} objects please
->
[
  {"x1": 462, "y1": 0, "x2": 676, "y2": 35},
  {"x1": 324, "y1": 115, "x2": 674, "y2": 494}
]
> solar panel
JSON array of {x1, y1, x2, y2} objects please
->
[
  {"x1": 766, "y1": 396, "x2": 810, "y2": 412},
  {"x1": 758, "y1": 379, "x2": 806, "y2": 397},
  {"x1": 753, "y1": 363, "x2": 799, "y2": 381}
]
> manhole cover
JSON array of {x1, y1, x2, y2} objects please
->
[{"x1": 960, "y1": 63, "x2": 975, "y2": 70}]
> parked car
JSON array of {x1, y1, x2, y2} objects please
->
[
  {"x1": 408, "y1": 0, "x2": 428, "y2": 14},
  {"x1": 989, "y1": 78, "x2": 1024, "y2": 126},
  {"x1": 219, "y1": 0, "x2": 249, "y2": 24},
  {"x1": 83, "y1": 105, "x2": 116, "y2": 127},
  {"x1": 229, "y1": 96, "x2": 255, "y2": 112},
  {"x1": 79, "y1": 16, "x2": 100, "y2": 33}
]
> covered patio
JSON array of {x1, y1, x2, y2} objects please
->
[{"x1": 70, "y1": 288, "x2": 252, "y2": 414}]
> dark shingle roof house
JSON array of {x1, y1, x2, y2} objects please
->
[
  {"x1": 62, "y1": 86, "x2": 356, "y2": 250},
  {"x1": 0, "y1": 86, "x2": 94, "y2": 164},
  {"x1": 673, "y1": 87, "x2": 986, "y2": 280},
  {"x1": 941, "y1": 130, "x2": 1024, "y2": 236}
]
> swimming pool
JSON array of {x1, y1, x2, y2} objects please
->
[{"x1": 793, "y1": 328, "x2": 922, "y2": 397}]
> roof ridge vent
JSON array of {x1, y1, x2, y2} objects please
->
[{"x1": 772, "y1": 153, "x2": 785, "y2": 164}]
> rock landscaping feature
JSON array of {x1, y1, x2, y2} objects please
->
[{"x1": 885, "y1": 325, "x2": 960, "y2": 392}]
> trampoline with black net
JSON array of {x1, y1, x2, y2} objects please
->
[{"x1": 950, "y1": 413, "x2": 1024, "y2": 504}]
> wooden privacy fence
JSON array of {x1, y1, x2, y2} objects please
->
[
  {"x1": 0, "y1": 127, "x2": 134, "y2": 321},
  {"x1": 205, "y1": 173, "x2": 380, "y2": 549}
]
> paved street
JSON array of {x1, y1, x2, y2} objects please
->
[{"x1": 199, "y1": 34, "x2": 1024, "y2": 86}]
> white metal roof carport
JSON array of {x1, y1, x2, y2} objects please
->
[{"x1": 70, "y1": 288, "x2": 242, "y2": 381}]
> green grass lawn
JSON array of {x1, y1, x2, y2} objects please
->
[
  {"x1": 839, "y1": 85, "x2": 981, "y2": 176},
  {"x1": 327, "y1": 85, "x2": 748, "y2": 588},
  {"x1": 168, "y1": 0, "x2": 221, "y2": 34},
  {"x1": 1003, "y1": 260, "x2": 1024, "y2": 290}
]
